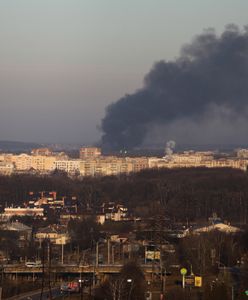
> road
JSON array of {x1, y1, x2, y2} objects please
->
[
  {"x1": 4, "y1": 263, "x2": 161, "y2": 275},
  {"x1": 5, "y1": 286, "x2": 61, "y2": 300}
]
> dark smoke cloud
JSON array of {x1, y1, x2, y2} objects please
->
[{"x1": 101, "y1": 24, "x2": 248, "y2": 150}]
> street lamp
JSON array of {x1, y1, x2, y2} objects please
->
[
  {"x1": 127, "y1": 278, "x2": 133, "y2": 300},
  {"x1": 78, "y1": 279, "x2": 83, "y2": 300}
]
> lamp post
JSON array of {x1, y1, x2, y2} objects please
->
[
  {"x1": 127, "y1": 278, "x2": 133, "y2": 300},
  {"x1": 78, "y1": 278, "x2": 83, "y2": 300},
  {"x1": 107, "y1": 238, "x2": 110, "y2": 265}
]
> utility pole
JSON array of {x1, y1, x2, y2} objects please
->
[
  {"x1": 48, "y1": 240, "x2": 52, "y2": 300},
  {"x1": 40, "y1": 240, "x2": 53, "y2": 300},
  {"x1": 112, "y1": 245, "x2": 115, "y2": 264},
  {"x1": 61, "y1": 243, "x2": 64, "y2": 265},
  {"x1": 107, "y1": 239, "x2": 110, "y2": 264},
  {"x1": 96, "y1": 242, "x2": 99, "y2": 267}
]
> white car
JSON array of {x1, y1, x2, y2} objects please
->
[{"x1": 25, "y1": 261, "x2": 42, "y2": 268}]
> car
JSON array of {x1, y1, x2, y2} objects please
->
[{"x1": 25, "y1": 261, "x2": 42, "y2": 268}]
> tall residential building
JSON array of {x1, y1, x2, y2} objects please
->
[
  {"x1": 55, "y1": 160, "x2": 80, "y2": 174},
  {"x1": 31, "y1": 155, "x2": 57, "y2": 172},
  {"x1": 12, "y1": 154, "x2": 32, "y2": 170},
  {"x1": 79, "y1": 147, "x2": 101, "y2": 159},
  {"x1": 31, "y1": 148, "x2": 52, "y2": 156}
]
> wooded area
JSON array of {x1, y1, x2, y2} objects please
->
[{"x1": 0, "y1": 167, "x2": 248, "y2": 224}]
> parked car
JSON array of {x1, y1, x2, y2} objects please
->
[{"x1": 25, "y1": 261, "x2": 42, "y2": 268}]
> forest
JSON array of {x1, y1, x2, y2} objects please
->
[{"x1": 0, "y1": 167, "x2": 248, "y2": 224}]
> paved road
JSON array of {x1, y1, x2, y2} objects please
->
[{"x1": 5, "y1": 286, "x2": 61, "y2": 300}]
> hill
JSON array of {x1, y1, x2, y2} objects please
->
[{"x1": 0, "y1": 140, "x2": 42, "y2": 152}]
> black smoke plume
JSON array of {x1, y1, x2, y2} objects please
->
[{"x1": 101, "y1": 25, "x2": 248, "y2": 150}]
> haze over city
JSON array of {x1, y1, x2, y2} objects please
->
[{"x1": 1, "y1": 1, "x2": 248, "y2": 149}]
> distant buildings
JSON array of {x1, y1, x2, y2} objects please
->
[
  {"x1": 55, "y1": 160, "x2": 80, "y2": 175},
  {"x1": 3, "y1": 207, "x2": 44, "y2": 219},
  {"x1": 0, "y1": 222, "x2": 32, "y2": 247},
  {"x1": 79, "y1": 147, "x2": 102, "y2": 159},
  {"x1": 0, "y1": 162, "x2": 14, "y2": 175},
  {"x1": 1, "y1": 191, "x2": 78, "y2": 221},
  {"x1": 27, "y1": 191, "x2": 78, "y2": 214},
  {"x1": 31, "y1": 147, "x2": 52, "y2": 156},
  {"x1": 236, "y1": 148, "x2": 248, "y2": 158},
  {"x1": 35, "y1": 225, "x2": 70, "y2": 245},
  {"x1": 79, "y1": 156, "x2": 148, "y2": 177},
  {"x1": 0, "y1": 147, "x2": 248, "y2": 176},
  {"x1": 101, "y1": 202, "x2": 129, "y2": 222},
  {"x1": 0, "y1": 149, "x2": 68, "y2": 174},
  {"x1": 149, "y1": 151, "x2": 248, "y2": 171}
]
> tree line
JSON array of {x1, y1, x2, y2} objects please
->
[{"x1": 0, "y1": 167, "x2": 248, "y2": 223}]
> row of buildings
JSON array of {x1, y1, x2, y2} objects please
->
[
  {"x1": 0, "y1": 147, "x2": 248, "y2": 176},
  {"x1": 0, "y1": 190, "x2": 130, "y2": 225}
]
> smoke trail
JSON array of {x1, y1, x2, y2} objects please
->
[
  {"x1": 165, "y1": 140, "x2": 176, "y2": 157},
  {"x1": 101, "y1": 25, "x2": 248, "y2": 150}
]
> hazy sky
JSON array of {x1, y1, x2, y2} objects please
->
[{"x1": 0, "y1": 0, "x2": 248, "y2": 144}]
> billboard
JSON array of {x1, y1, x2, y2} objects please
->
[
  {"x1": 145, "y1": 250, "x2": 160, "y2": 261},
  {"x1": 194, "y1": 276, "x2": 202, "y2": 287}
]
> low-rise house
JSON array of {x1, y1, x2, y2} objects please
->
[
  {"x1": 35, "y1": 225, "x2": 70, "y2": 245},
  {"x1": 102, "y1": 202, "x2": 129, "y2": 221},
  {"x1": 0, "y1": 221, "x2": 32, "y2": 247},
  {"x1": 27, "y1": 191, "x2": 78, "y2": 215}
]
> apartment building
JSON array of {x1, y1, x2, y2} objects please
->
[
  {"x1": 79, "y1": 157, "x2": 138, "y2": 176},
  {"x1": 3, "y1": 207, "x2": 44, "y2": 218},
  {"x1": 0, "y1": 147, "x2": 248, "y2": 177},
  {"x1": 170, "y1": 151, "x2": 214, "y2": 164},
  {"x1": 31, "y1": 155, "x2": 57, "y2": 172},
  {"x1": 12, "y1": 154, "x2": 32, "y2": 170},
  {"x1": 54, "y1": 160, "x2": 80, "y2": 174},
  {"x1": 31, "y1": 147, "x2": 52, "y2": 156},
  {"x1": 79, "y1": 147, "x2": 101, "y2": 159},
  {"x1": 128, "y1": 157, "x2": 149, "y2": 172},
  {"x1": 0, "y1": 162, "x2": 14, "y2": 175}
]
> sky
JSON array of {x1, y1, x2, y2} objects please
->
[{"x1": 0, "y1": 0, "x2": 248, "y2": 145}]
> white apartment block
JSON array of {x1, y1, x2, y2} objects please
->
[
  {"x1": 12, "y1": 154, "x2": 32, "y2": 170},
  {"x1": 79, "y1": 157, "x2": 139, "y2": 177},
  {"x1": 31, "y1": 155, "x2": 57, "y2": 171},
  {"x1": 55, "y1": 160, "x2": 80, "y2": 174},
  {"x1": 3, "y1": 207, "x2": 44, "y2": 218},
  {"x1": 79, "y1": 147, "x2": 102, "y2": 159},
  {"x1": 0, "y1": 152, "x2": 68, "y2": 172}
]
